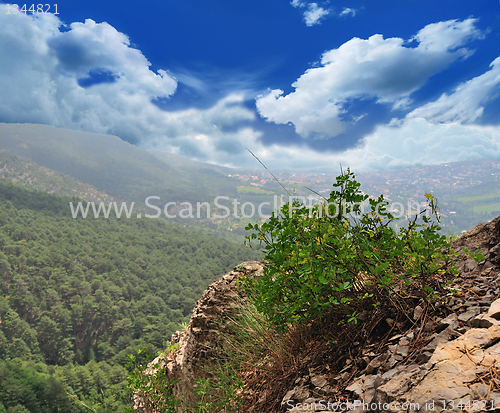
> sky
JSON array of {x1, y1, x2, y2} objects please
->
[{"x1": 0, "y1": 0, "x2": 499, "y2": 172}]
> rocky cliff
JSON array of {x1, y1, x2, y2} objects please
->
[
  {"x1": 132, "y1": 261, "x2": 264, "y2": 412},
  {"x1": 135, "y1": 216, "x2": 500, "y2": 412}
]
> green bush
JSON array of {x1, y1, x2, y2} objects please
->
[
  {"x1": 244, "y1": 168, "x2": 474, "y2": 330},
  {"x1": 125, "y1": 344, "x2": 244, "y2": 413},
  {"x1": 125, "y1": 346, "x2": 179, "y2": 413},
  {"x1": 193, "y1": 360, "x2": 245, "y2": 413}
]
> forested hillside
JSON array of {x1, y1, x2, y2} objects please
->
[
  {"x1": 0, "y1": 123, "x2": 240, "y2": 204},
  {"x1": 0, "y1": 149, "x2": 119, "y2": 204},
  {"x1": 0, "y1": 179, "x2": 261, "y2": 412}
]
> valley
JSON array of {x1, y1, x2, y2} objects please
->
[{"x1": 0, "y1": 123, "x2": 499, "y2": 412}]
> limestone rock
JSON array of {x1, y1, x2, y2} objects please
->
[
  {"x1": 281, "y1": 386, "x2": 311, "y2": 406},
  {"x1": 132, "y1": 261, "x2": 264, "y2": 412},
  {"x1": 310, "y1": 374, "x2": 328, "y2": 389},
  {"x1": 451, "y1": 215, "x2": 500, "y2": 272},
  {"x1": 488, "y1": 298, "x2": 500, "y2": 320},
  {"x1": 349, "y1": 323, "x2": 500, "y2": 413}
]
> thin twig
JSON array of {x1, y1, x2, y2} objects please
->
[
  {"x1": 246, "y1": 148, "x2": 291, "y2": 196},
  {"x1": 304, "y1": 186, "x2": 327, "y2": 201}
]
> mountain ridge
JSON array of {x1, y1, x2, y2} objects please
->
[{"x1": 0, "y1": 123, "x2": 240, "y2": 204}]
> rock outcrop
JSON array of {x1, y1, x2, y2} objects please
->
[
  {"x1": 132, "y1": 261, "x2": 264, "y2": 412},
  {"x1": 452, "y1": 215, "x2": 500, "y2": 272},
  {"x1": 135, "y1": 216, "x2": 500, "y2": 412}
]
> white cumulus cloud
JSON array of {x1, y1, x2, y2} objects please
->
[
  {"x1": 0, "y1": 7, "x2": 259, "y2": 166},
  {"x1": 337, "y1": 118, "x2": 500, "y2": 171},
  {"x1": 243, "y1": 118, "x2": 500, "y2": 173},
  {"x1": 406, "y1": 57, "x2": 500, "y2": 124},
  {"x1": 303, "y1": 3, "x2": 329, "y2": 26},
  {"x1": 256, "y1": 19, "x2": 482, "y2": 139},
  {"x1": 290, "y1": 0, "x2": 305, "y2": 8},
  {"x1": 340, "y1": 8, "x2": 356, "y2": 17},
  {"x1": 290, "y1": 0, "x2": 330, "y2": 26}
]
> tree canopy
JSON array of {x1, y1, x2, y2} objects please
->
[{"x1": 0, "y1": 179, "x2": 261, "y2": 412}]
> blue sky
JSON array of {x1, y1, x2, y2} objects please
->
[{"x1": 0, "y1": 0, "x2": 499, "y2": 172}]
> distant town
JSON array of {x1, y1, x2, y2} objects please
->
[{"x1": 227, "y1": 159, "x2": 500, "y2": 236}]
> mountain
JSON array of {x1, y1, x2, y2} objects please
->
[
  {"x1": 2, "y1": 121, "x2": 499, "y2": 412},
  {"x1": 0, "y1": 148, "x2": 119, "y2": 203},
  {"x1": 2, "y1": 122, "x2": 498, "y2": 238},
  {"x1": 0, "y1": 124, "x2": 267, "y2": 412},
  {"x1": 150, "y1": 149, "x2": 240, "y2": 175},
  {"x1": 0, "y1": 123, "x2": 240, "y2": 204}
]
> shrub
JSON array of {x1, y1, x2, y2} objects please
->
[
  {"x1": 125, "y1": 344, "x2": 245, "y2": 413},
  {"x1": 244, "y1": 168, "x2": 474, "y2": 331},
  {"x1": 125, "y1": 345, "x2": 180, "y2": 413}
]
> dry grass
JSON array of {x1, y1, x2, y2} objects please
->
[{"x1": 218, "y1": 298, "x2": 413, "y2": 413}]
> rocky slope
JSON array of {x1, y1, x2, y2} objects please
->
[{"x1": 136, "y1": 216, "x2": 500, "y2": 412}]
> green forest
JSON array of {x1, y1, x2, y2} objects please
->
[{"x1": 0, "y1": 179, "x2": 261, "y2": 413}]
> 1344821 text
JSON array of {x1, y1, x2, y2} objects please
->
[{"x1": 5, "y1": 4, "x2": 59, "y2": 15}]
